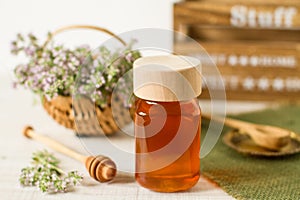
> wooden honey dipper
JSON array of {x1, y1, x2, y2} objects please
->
[{"x1": 23, "y1": 126, "x2": 117, "y2": 182}]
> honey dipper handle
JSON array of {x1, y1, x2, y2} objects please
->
[{"x1": 23, "y1": 126, "x2": 86, "y2": 163}]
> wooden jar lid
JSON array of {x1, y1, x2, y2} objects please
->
[{"x1": 133, "y1": 55, "x2": 202, "y2": 102}]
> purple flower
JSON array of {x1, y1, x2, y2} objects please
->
[{"x1": 12, "y1": 32, "x2": 140, "y2": 107}]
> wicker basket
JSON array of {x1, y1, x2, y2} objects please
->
[{"x1": 41, "y1": 25, "x2": 132, "y2": 136}]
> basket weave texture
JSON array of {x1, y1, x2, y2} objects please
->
[
  {"x1": 43, "y1": 95, "x2": 132, "y2": 136},
  {"x1": 41, "y1": 25, "x2": 131, "y2": 136}
]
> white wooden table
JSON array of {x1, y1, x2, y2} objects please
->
[{"x1": 0, "y1": 72, "x2": 271, "y2": 200}]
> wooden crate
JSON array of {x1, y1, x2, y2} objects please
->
[
  {"x1": 174, "y1": 0, "x2": 300, "y2": 101},
  {"x1": 174, "y1": 0, "x2": 300, "y2": 31}
]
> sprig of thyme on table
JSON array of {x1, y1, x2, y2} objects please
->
[{"x1": 19, "y1": 150, "x2": 83, "y2": 193}]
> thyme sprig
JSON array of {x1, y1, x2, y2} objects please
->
[{"x1": 19, "y1": 150, "x2": 83, "y2": 193}]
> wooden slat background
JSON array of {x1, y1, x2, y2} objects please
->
[
  {"x1": 174, "y1": 1, "x2": 300, "y2": 31},
  {"x1": 174, "y1": 0, "x2": 300, "y2": 101},
  {"x1": 187, "y1": 27, "x2": 300, "y2": 42}
]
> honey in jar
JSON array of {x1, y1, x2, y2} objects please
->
[{"x1": 133, "y1": 55, "x2": 201, "y2": 192}]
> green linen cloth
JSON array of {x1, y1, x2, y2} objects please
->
[{"x1": 201, "y1": 105, "x2": 300, "y2": 200}]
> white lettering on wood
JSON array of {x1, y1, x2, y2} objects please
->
[
  {"x1": 203, "y1": 76, "x2": 300, "y2": 92},
  {"x1": 231, "y1": 5, "x2": 297, "y2": 28},
  {"x1": 210, "y1": 54, "x2": 296, "y2": 68}
]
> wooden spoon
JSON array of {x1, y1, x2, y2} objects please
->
[
  {"x1": 202, "y1": 114, "x2": 292, "y2": 151},
  {"x1": 23, "y1": 126, "x2": 117, "y2": 182}
]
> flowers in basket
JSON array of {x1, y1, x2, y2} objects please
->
[{"x1": 11, "y1": 32, "x2": 141, "y2": 108}]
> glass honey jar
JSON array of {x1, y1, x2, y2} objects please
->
[{"x1": 133, "y1": 55, "x2": 201, "y2": 192}]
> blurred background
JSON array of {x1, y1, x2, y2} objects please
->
[
  {"x1": 2, "y1": 0, "x2": 298, "y2": 135},
  {"x1": 2, "y1": 0, "x2": 299, "y2": 102},
  {"x1": 0, "y1": 0, "x2": 178, "y2": 74}
]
